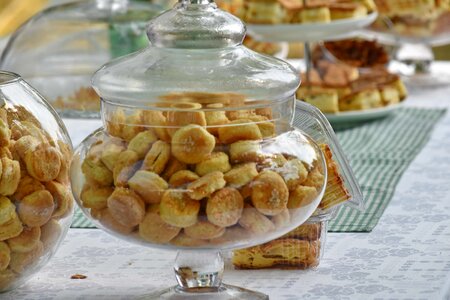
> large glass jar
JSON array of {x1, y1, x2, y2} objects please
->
[
  {"x1": 0, "y1": 71, "x2": 74, "y2": 292},
  {"x1": 71, "y1": 1, "x2": 330, "y2": 298},
  {"x1": 0, "y1": 0, "x2": 163, "y2": 118}
]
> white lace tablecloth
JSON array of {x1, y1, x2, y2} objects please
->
[{"x1": 4, "y1": 71, "x2": 450, "y2": 300}]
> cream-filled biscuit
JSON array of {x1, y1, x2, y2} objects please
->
[
  {"x1": 247, "y1": 115, "x2": 275, "y2": 138},
  {"x1": 277, "y1": 158, "x2": 309, "y2": 191},
  {"x1": 82, "y1": 157, "x2": 113, "y2": 187},
  {"x1": 139, "y1": 205, "x2": 181, "y2": 244},
  {"x1": 105, "y1": 109, "x2": 125, "y2": 138},
  {"x1": 39, "y1": 219, "x2": 62, "y2": 251},
  {"x1": 101, "y1": 141, "x2": 126, "y2": 171},
  {"x1": 184, "y1": 220, "x2": 225, "y2": 240},
  {"x1": 251, "y1": 170, "x2": 289, "y2": 216},
  {"x1": 161, "y1": 158, "x2": 187, "y2": 181},
  {"x1": 99, "y1": 208, "x2": 135, "y2": 235},
  {"x1": 287, "y1": 185, "x2": 318, "y2": 209},
  {"x1": 218, "y1": 119, "x2": 262, "y2": 144},
  {"x1": 13, "y1": 136, "x2": 39, "y2": 159},
  {"x1": 303, "y1": 168, "x2": 325, "y2": 190},
  {"x1": 18, "y1": 190, "x2": 54, "y2": 227},
  {"x1": 207, "y1": 188, "x2": 244, "y2": 227},
  {"x1": 80, "y1": 185, "x2": 113, "y2": 210},
  {"x1": 141, "y1": 141, "x2": 171, "y2": 175},
  {"x1": 24, "y1": 144, "x2": 61, "y2": 182},
  {"x1": 271, "y1": 209, "x2": 290, "y2": 228},
  {"x1": 169, "y1": 170, "x2": 200, "y2": 187},
  {"x1": 0, "y1": 216, "x2": 23, "y2": 241},
  {"x1": 45, "y1": 181, "x2": 73, "y2": 219},
  {"x1": 166, "y1": 103, "x2": 207, "y2": 137},
  {"x1": 224, "y1": 163, "x2": 258, "y2": 188},
  {"x1": 107, "y1": 188, "x2": 145, "y2": 227},
  {"x1": 120, "y1": 113, "x2": 145, "y2": 142},
  {"x1": 195, "y1": 152, "x2": 231, "y2": 176},
  {"x1": 229, "y1": 140, "x2": 264, "y2": 163},
  {"x1": 159, "y1": 190, "x2": 200, "y2": 228},
  {"x1": 239, "y1": 204, "x2": 275, "y2": 235},
  {"x1": 0, "y1": 158, "x2": 21, "y2": 196},
  {"x1": 127, "y1": 130, "x2": 158, "y2": 159},
  {"x1": 171, "y1": 125, "x2": 216, "y2": 164},
  {"x1": 205, "y1": 103, "x2": 229, "y2": 135},
  {"x1": 141, "y1": 110, "x2": 171, "y2": 142},
  {"x1": 6, "y1": 227, "x2": 40, "y2": 253},
  {"x1": 128, "y1": 170, "x2": 168, "y2": 204},
  {"x1": 113, "y1": 150, "x2": 140, "y2": 187},
  {"x1": 9, "y1": 241, "x2": 44, "y2": 274},
  {"x1": 187, "y1": 171, "x2": 226, "y2": 200}
]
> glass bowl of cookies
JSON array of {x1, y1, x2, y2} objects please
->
[
  {"x1": 0, "y1": 71, "x2": 74, "y2": 292},
  {"x1": 70, "y1": 1, "x2": 362, "y2": 299}
]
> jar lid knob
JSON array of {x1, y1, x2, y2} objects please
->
[{"x1": 147, "y1": 0, "x2": 245, "y2": 48}]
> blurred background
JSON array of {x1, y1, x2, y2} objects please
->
[{"x1": 0, "y1": 0, "x2": 449, "y2": 59}]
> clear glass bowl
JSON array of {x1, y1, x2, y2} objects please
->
[
  {"x1": 0, "y1": 71, "x2": 74, "y2": 292},
  {"x1": 0, "y1": 0, "x2": 163, "y2": 118},
  {"x1": 69, "y1": 1, "x2": 359, "y2": 299}
]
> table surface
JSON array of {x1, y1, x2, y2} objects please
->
[{"x1": 4, "y1": 67, "x2": 450, "y2": 300}]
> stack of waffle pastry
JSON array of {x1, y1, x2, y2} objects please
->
[
  {"x1": 372, "y1": 0, "x2": 450, "y2": 36},
  {"x1": 296, "y1": 41, "x2": 407, "y2": 114},
  {"x1": 218, "y1": 0, "x2": 376, "y2": 24}
]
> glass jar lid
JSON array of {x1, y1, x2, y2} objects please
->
[{"x1": 92, "y1": 0, "x2": 300, "y2": 109}]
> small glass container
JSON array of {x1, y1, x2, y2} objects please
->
[
  {"x1": 0, "y1": 71, "x2": 74, "y2": 292},
  {"x1": 0, "y1": 0, "x2": 163, "y2": 118},
  {"x1": 232, "y1": 210, "x2": 334, "y2": 270},
  {"x1": 70, "y1": 1, "x2": 361, "y2": 298}
]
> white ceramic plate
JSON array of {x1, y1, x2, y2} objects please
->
[
  {"x1": 246, "y1": 12, "x2": 378, "y2": 42},
  {"x1": 325, "y1": 103, "x2": 401, "y2": 124}
]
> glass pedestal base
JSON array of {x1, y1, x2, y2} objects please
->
[{"x1": 143, "y1": 284, "x2": 269, "y2": 300}]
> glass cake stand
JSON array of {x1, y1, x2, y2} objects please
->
[{"x1": 362, "y1": 12, "x2": 450, "y2": 88}]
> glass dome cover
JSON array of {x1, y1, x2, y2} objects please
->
[{"x1": 92, "y1": 0, "x2": 300, "y2": 108}]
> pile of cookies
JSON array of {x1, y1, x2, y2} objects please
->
[
  {"x1": 232, "y1": 144, "x2": 349, "y2": 269},
  {"x1": 219, "y1": 0, "x2": 376, "y2": 25},
  {"x1": 0, "y1": 105, "x2": 73, "y2": 291},
  {"x1": 78, "y1": 92, "x2": 326, "y2": 248}
]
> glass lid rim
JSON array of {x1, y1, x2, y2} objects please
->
[{"x1": 0, "y1": 71, "x2": 22, "y2": 86}]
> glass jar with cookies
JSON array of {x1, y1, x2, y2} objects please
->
[
  {"x1": 68, "y1": 1, "x2": 358, "y2": 299},
  {"x1": 0, "y1": 71, "x2": 74, "y2": 292}
]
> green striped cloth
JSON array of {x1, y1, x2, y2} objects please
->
[
  {"x1": 329, "y1": 107, "x2": 446, "y2": 232},
  {"x1": 71, "y1": 107, "x2": 446, "y2": 232}
]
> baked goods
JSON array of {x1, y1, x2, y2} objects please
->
[
  {"x1": 171, "y1": 125, "x2": 216, "y2": 164},
  {"x1": 322, "y1": 39, "x2": 389, "y2": 68},
  {"x1": 233, "y1": 143, "x2": 351, "y2": 270},
  {"x1": 0, "y1": 104, "x2": 73, "y2": 291},
  {"x1": 224, "y1": 0, "x2": 374, "y2": 25},
  {"x1": 298, "y1": 44, "x2": 408, "y2": 113},
  {"x1": 78, "y1": 92, "x2": 325, "y2": 248},
  {"x1": 53, "y1": 86, "x2": 100, "y2": 112}
]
